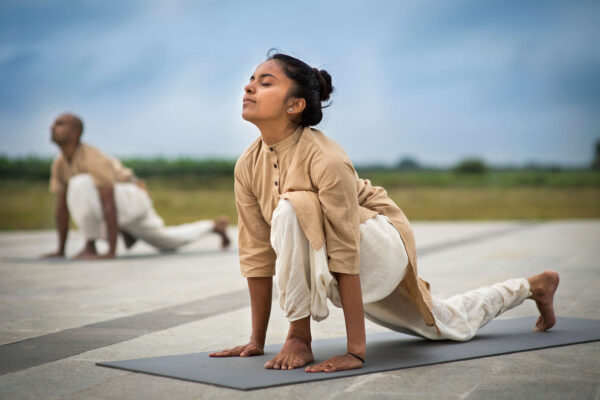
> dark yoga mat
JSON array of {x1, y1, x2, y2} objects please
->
[{"x1": 97, "y1": 316, "x2": 600, "y2": 390}]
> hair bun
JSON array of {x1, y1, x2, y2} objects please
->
[{"x1": 313, "y1": 68, "x2": 333, "y2": 101}]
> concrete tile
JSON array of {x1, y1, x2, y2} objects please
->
[{"x1": 0, "y1": 221, "x2": 598, "y2": 399}]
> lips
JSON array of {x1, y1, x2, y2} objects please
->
[{"x1": 243, "y1": 96, "x2": 256, "y2": 104}]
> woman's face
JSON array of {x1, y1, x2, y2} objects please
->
[{"x1": 242, "y1": 60, "x2": 293, "y2": 125}]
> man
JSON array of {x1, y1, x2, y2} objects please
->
[{"x1": 41, "y1": 113, "x2": 230, "y2": 260}]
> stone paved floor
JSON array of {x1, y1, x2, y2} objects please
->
[{"x1": 0, "y1": 220, "x2": 599, "y2": 399}]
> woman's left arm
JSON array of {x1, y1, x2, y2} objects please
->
[
  {"x1": 306, "y1": 154, "x2": 366, "y2": 372},
  {"x1": 336, "y1": 272, "x2": 366, "y2": 358}
]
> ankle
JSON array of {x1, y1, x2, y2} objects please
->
[
  {"x1": 527, "y1": 271, "x2": 559, "y2": 298},
  {"x1": 84, "y1": 240, "x2": 97, "y2": 252},
  {"x1": 286, "y1": 317, "x2": 312, "y2": 344}
]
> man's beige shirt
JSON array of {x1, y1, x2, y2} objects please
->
[
  {"x1": 235, "y1": 127, "x2": 436, "y2": 327},
  {"x1": 49, "y1": 142, "x2": 135, "y2": 193}
]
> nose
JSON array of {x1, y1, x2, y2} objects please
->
[{"x1": 244, "y1": 82, "x2": 254, "y2": 94}]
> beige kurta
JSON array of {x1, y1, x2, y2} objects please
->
[
  {"x1": 50, "y1": 142, "x2": 135, "y2": 193},
  {"x1": 235, "y1": 126, "x2": 436, "y2": 327}
]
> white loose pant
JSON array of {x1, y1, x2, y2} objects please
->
[
  {"x1": 270, "y1": 200, "x2": 532, "y2": 341},
  {"x1": 66, "y1": 174, "x2": 214, "y2": 251}
]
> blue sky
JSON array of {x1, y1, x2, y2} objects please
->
[{"x1": 1, "y1": 0, "x2": 599, "y2": 166}]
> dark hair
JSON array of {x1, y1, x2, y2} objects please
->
[{"x1": 267, "y1": 51, "x2": 333, "y2": 126}]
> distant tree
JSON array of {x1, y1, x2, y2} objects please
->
[
  {"x1": 454, "y1": 158, "x2": 488, "y2": 174},
  {"x1": 592, "y1": 140, "x2": 600, "y2": 170},
  {"x1": 395, "y1": 157, "x2": 421, "y2": 171}
]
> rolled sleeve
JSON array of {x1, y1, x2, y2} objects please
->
[
  {"x1": 234, "y1": 162, "x2": 276, "y2": 277},
  {"x1": 314, "y1": 155, "x2": 361, "y2": 275}
]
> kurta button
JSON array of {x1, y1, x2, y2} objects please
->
[
  {"x1": 274, "y1": 164, "x2": 278, "y2": 168},
  {"x1": 274, "y1": 181, "x2": 278, "y2": 186},
  {"x1": 269, "y1": 147, "x2": 274, "y2": 152}
]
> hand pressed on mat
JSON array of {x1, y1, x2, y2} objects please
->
[
  {"x1": 209, "y1": 277, "x2": 271, "y2": 359},
  {"x1": 209, "y1": 340, "x2": 264, "y2": 357},
  {"x1": 306, "y1": 353, "x2": 364, "y2": 373}
]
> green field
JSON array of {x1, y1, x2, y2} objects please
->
[{"x1": 1, "y1": 170, "x2": 599, "y2": 230}]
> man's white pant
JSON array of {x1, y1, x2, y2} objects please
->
[
  {"x1": 270, "y1": 200, "x2": 532, "y2": 341},
  {"x1": 66, "y1": 174, "x2": 213, "y2": 251}
]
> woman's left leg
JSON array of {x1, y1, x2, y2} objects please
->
[
  {"x1": 360, "y1": 216, "x2": 559, "y2": 341},
  {"x1": 431, "y1": 270, "x2": 559, "y2": 341},
  {"x1": 431, "y1": 278, "x2": 532, "y2": 341}
]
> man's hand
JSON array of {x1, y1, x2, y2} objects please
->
[
  {"x1": 209, "y1": 341, "x2": 264, "y2": 358},
  {"x1": 73, "y1": 252, "x2": 115, "y2": 260},
  {"x1": 40, "y1": 250, "x2": 65, "y2": 259},
  {"x1": 81, "y1": 253, "x2": 116, "y2": 260}
]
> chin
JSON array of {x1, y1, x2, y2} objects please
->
[{"x1": 241, "y1": 111, "x2": 254, "y2": 123}]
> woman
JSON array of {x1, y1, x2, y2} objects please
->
[{"x1": 209, "y1": 52, "x2": 559, "y2": 373}]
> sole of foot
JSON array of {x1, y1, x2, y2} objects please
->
[{"x1": 529, "y1": 270, "x2": 560, "y2": 332}]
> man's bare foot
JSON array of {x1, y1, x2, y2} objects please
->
[
  {"x1": 212, "y1": 216, "x2": 231, "y2": 250},
  {"x1": 121, "y1": 230, "x2": 137, "y2": 249},
  {"x1": 40, "y1": 250, "x2": 65, "y2": 259},
  {"x1": 527, "y1": 270, "x2": 560, "y2": 332},
  {"x1": 73, "y1": 240, "x2": 97, "y2": 259},
  {"x1": 265, "y1": 316, "x2": 314, "y2": 370},
  {"x1": 305, "y1": 353, "x2": 364, "y2": 373}
]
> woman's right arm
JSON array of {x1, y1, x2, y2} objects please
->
[
  {"x1": 209, "y1": 276, "x2": 272, "y2": 357},
  {"x1": 209, "y1": 160, "x2": 276, "y2": 357}
]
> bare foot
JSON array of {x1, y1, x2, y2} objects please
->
[
  {"x1": 265, "y1": 337, "x2": 314, "y2": 370},
  {"x1": 121, "y1": 230, "x2": 137, "y2": 249},
  {"x1": 212, "y1": 216, "x2": 231, "y2": 250},
  {"x1": 73, "y1": 240, "x2": 97, "y2": 259},
  {"x1": 265, "y1": 316, "x2": 314, "y2": 370},
  {"x1": 305, "y1": 353, "x2": 364, "y2": 373},
  {"x1": 527, "y1": 270, "x2": 560, "y2": 332},
  {"x1": 40, "y1": 250, "x2": 65, "y2": 259}
]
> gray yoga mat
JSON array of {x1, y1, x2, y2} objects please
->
[{"x1": 97, "y1": 316, "x2": 600, "y2": 390}]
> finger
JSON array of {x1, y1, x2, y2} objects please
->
[
  {"x1": 210, "y1": 348, "x2": 239, "y2": 357},
  {"x1": 306, "y1": 363, "x2": 325, "y2": 373},
  {"x1": 209, "y1": 351, "x2": 231, "y2": 357}
]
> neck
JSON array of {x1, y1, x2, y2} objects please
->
[
  {"x1": 59, "y1": 140, "x2": 80, "y2": 162},
  {"x1": 257, "y1": 120, "x2": 298, "y2": 146}
]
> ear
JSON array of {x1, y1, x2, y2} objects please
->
[{"x1": 287, "y1": 98, "x2": 306, "y2": 114}]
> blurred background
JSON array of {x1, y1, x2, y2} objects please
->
[{"x1": 1, "y1": 0, "x2": 599, "y2": 229}]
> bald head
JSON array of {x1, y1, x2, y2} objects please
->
[
  {"x1": 61, "y1": 113, "x2": 84, "y2": 136},
  {"x1": 51, "y1": 113, "x2": 84, "y2": 145}
]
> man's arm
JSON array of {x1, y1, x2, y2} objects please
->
[
  {"x1": 41, "y1": 189, "x2": 69, "y2": 258},
  {"x1": 97, "y1": 185, "x2": 118, "y2": 258}
]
